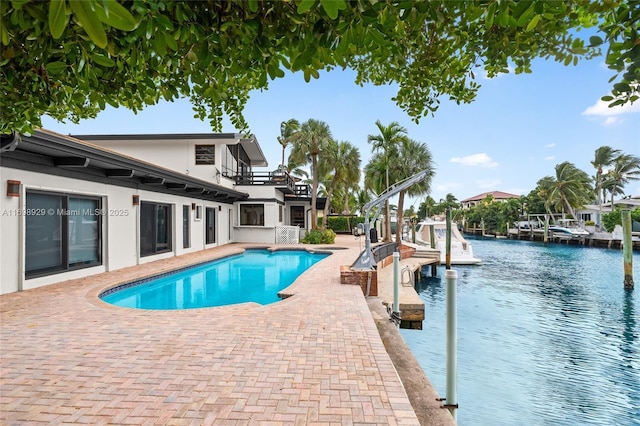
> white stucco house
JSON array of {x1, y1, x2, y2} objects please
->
[{"x1": 0, "y1": 129, "x2": 324, "y2": 295}]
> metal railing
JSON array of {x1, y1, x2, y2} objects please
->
[{"x1": 233, "y1": 172, "x2": 313, "y2": 197}]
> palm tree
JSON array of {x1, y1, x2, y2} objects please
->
[
  {"x1": 419, "y1": 195, "x2": 437, "y2": 220},
  {"x1": 324, "y1": 141, "x2": 360, "y2": 228},
  {"x1": 364, "y1": 152, "x2": 388, "y2": 234},
  {"x1": 318, "y1": 140, "x2": 361, "y2": 228},
  {"x1": 289, "y1": 119, "x2": 332, "y2": 230},
  {"x1": 277, "y1": 119, "x2": 299, "y2": 171},
  {"x1": 367, "y1": 120, "x2": 408, "y2": 241},
  {"x1": 591, "y1": 146, "x2": 621, "y2": 229},
  {"x1": 536, "y1": 176, "x2": 561, "y2": 217},
  {"x1": 392, "y1": 138, "x2": 435, "y2": 244},
  {"x1": 605, "y1": 154, "x2": 640, "y2": 205},
  {"x1": 541, "y1": 162, "x2": 593, "y2": 219},
  {"x1": 355, "y1": 188, "x2": 373, "y2": 216}
]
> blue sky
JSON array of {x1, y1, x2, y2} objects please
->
[{"x1": 42, "y1": 55, "x2": 639, "y2": 210}]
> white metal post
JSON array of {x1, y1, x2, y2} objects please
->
[
  {"x1": 393, "y1": 251, "x2": 400, "y2": 316},
  {"x1": 445, "y1": 268, "x2": 458, "y2": 419}
]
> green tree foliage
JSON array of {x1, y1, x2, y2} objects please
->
[
  {"x1": 602, "y1": 154, "x2": 640, "y2": 205},
  {"x1": 522, "y1": 188, "x2": 548, "y2": 215},
  {"x1": 536, "y1": 161, "x2": 593, "y2": 218},
  {"x1": 277, "y1": 118, "x2": 299, "y2": 170},
  {"x1": 324, "y1": 215, "x2": 365, "y2": 233},
  {"x1": 301, "y1": 228, "x2": 336, "y2": 244},
  {"x1": 2, "y1": 1, "x2": 634, "y2": 135},
  {"x1": 602, "y1": 208, "x2": 640, "y2": 232},
  {"x1": 289, "y1": 118, "x2": 332, "y2": 229},
  {"x1": 418, "y1": 195, "x2": 436, "y2": 220},
  {"x1": 592, "y1": 146, "x2": 622, "y2": 205},
  {"x1": 318, "y1": 139, "x2": 361, "y2": 228},
  {"x1": 367, "y1": 120, "x2": 408, "y2": 241},
  {"x1": 392, "y1": 138, "x2": 435, "y2": 244},
  {"x1": 462, "y1": 195, "x2": 521, "y2": 234}
]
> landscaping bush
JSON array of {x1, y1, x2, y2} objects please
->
[
  {"x1": 321, "y1": 215, "x2": 365, "y2": 232},
  {"x1": 602, "y1": 207, "x2": 640, "y2": 232},
  {"x1": 301, "y1": 229, "x2": 336, "y2": 244}
]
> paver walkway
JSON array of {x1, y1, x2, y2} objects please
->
[{"x1": 1, "y1": 235, "x2": 420, "y2": 425}]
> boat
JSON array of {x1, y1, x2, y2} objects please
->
[
  {"x1": 412, "y1": 220, "x2": 482, "y2": 265},
  {"x1": 548, "y1": 219, "x2": 591, "y2": 239}
]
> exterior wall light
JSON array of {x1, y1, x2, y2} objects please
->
[{"x1": 6, "y1": 180, "x2": 20, "y2": 197}]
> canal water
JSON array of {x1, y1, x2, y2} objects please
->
[{"x1": 401, "y1": 237, "x2": 639, "y2": 425}]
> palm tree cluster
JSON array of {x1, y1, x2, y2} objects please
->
[
  {"x1": 449, "y1": 146, "x2": 639, "y2": 236},
  {"x1": 524, "y1": 146, "x2": 640, "y2": 221},
  {"x1": 365, "y1": 120, "x2": 435, "y2": 244},
  {"x1": 280, "y1": 118, "x2": 435, "y2": 241}
]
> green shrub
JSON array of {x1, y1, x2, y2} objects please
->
[
  {"x1": 322, "y1": 215, "x2": 365, "y2": 232},
  {"x1": 585, "y1": 220, "x2": 595, "y2": 226},
  {"x1": 603, "y1": 207, "x2": 640, "y2": 232},
  {"x1": 301, "y1": 229, "x2": 336, "y2": 244}
]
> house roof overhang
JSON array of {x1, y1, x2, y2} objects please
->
[
  {"x1": 72, "y1": 131, "x2": 269, "y2": 168},
  {"x1": 238, "y1": 136, "x2": 268, "y2": 167},
  {"x1": 0, "y1": 129, "x2": 249, "y2": 203}
]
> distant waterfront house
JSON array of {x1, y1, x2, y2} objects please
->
[
  {"x1": 460, "y1": 191, "x2": 521, "y2": 209},
  {"x1": 576, "y1": 195, "x2": 640, "y2": 225},
  {"x1": 0, "y1": 129, "x2": 324, "y2": 295}
]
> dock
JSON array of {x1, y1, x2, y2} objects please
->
[
  {"x1": 506, "y1": 228, "x2": 640, "y2": 249},
  {"x1": 376, "y1": 255, "x2": 439, "y2": 329}
]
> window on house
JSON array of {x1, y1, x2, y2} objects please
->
[
  {"x1": 205, "y1": 207, "x2": 216, "y2": 244},
  {"x1": 25, "y1": 191, "x2": 102, "y2": 278},
  {"x1": 195, "y1": 145, "x2": 215, "y2": 165},
  {"x1": 240, "y1": 204, "x2": 264, "y2": 226},
  {"x1": 183, "y1": 205, "x2": 190, "y2": 249},
  {"x1": 140, "y1": 202, "x2": 172, "y2": 256}
]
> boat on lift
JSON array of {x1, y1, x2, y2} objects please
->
[
  {"x1": 548, "y1": 219, "x2": 591, "y2": 239},
  {"x1": 413, "y1": 220, "x2": 482, "y2": 265}
]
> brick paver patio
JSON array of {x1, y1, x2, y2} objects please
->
[{"x1": 1, "y1": 235, "x2": 421, "y2": 425}]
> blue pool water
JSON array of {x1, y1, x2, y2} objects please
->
[
  {"x1": 101, "y1": 249, "x2": 329, "y2": 309},
  {"x1": 402, "y1": 238, "x2": 640, "y2": 425}
]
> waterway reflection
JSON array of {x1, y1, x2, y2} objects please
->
[{"x1": 404, "y1": 238, "x2": 639, "y2": 425}]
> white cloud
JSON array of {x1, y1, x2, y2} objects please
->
[
  {"x1": 450, "y1": 153, "x2": 498, "y2": 168},
  {"x1": 545, "y1": 155, "x2": 555, "y2": 161},
  {"x1": 545, "y1": 143, "x2": 556, "y2": 148},
  {"x1": 582, "y1": 99, "x2": 640, "y2": 117},
  {"x1": 604, "y1": 117, "x2": 621, "y2": 126}
]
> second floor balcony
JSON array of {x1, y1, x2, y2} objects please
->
[{"x1": 233, "y1": 171, "x2": 312, "y2": 197}]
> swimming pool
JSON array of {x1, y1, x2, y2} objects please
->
[{"x1": 100, "y1": 249, "x2": 330, "y2": 309}]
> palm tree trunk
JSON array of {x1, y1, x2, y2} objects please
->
[
  {"x1": 560, "y1": 193, "x2": 575, "y2": 219},
  {"x1": 321, "y1": 180, "x2": 337, "y2": 229}
]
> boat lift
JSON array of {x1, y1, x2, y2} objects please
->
[{"x1": 352, "y1": 168, "x2": 433, "y2": 271}]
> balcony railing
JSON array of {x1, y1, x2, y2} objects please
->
[{"x1": 234, "y1": 172, "x2": 311, "y2": 197}]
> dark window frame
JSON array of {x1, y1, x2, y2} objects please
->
[
  {"x1": 205, "y1": 207, "x2": 216, "y2": 244},
  {"x1": 25, "y1": 190, "x2": 102, "y2": 279},
  {"x1": 182, "y1": 205, "x2": 190, "y2": 249},
  {"x1": 240, "y1": 204, "x2": 265, "y2": 226},
  {"x1": 195, "y1": 145, "x2": 215, "y2": 165},
  {"x1": 140, "y1": 201, "x2": 173, "y2": 257}
]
